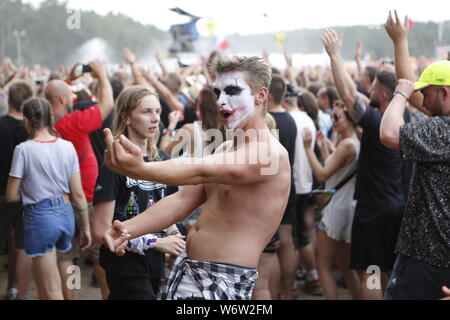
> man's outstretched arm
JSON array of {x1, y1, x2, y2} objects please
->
[
  {"x1": 384, "y1": 10, "x2": 430, "y2": 116},
  {"x1": 104, "y1": 129, "x2": 274, "y2": 186},
  {"x1": 104, "y1": 184, "x2": 206, "y2": 256},
  {"x1": 322, "y1": 29, "x2": 366, "y2": 123}
]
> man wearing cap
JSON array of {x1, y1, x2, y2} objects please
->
[{"x1": 380, "y1": 60, "x2": 450, "y2": 299}]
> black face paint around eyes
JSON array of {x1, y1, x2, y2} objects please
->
[
  {"x1": 213, "y1": 88, "x2": 221, "y2": 100},
  {"x1": 224, "y1": 85, "x2": 244, "y2": 96}
]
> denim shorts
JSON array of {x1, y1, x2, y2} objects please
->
[{"x1": 23, "y1": 196, "x2": 75, "y2": 258}]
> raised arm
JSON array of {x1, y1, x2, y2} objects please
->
[
  {"x1": 384, "y1": 10, "x2": 429, "y2": 116},
  {"x1": 355, "y1": 41, "x2": 363, "y2": 79},
  {"x1": 89, "y1": 60, "x2": 114, "y2": 120},
  {"x1": 380, "y1": 79, "x2": 412, "y2": 150},
  {"x1": 155, "y1": 52, "x2": 170, "y2": 78},
  {"x1": 302, "y1": 128, "x2": 355, "y2": 183},
  {"x1": 322, "y1": 29, "x2": 364, "y2": 123},
  {"x1": 284, "y1": 49, "x2": 298, "y2": 89},
  {"x1": 141, "y1": 68, "x2": 185, "y2": 113},
  {"x1": 122, "y1": 48, "x2": 150, "y2": 88}
]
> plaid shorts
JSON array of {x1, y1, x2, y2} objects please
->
[{"x1": 159, "y1": 252, "x2": 258, "y2": 300}]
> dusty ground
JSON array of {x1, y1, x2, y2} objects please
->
[{"x1": 0, "y1": 251, "x2": 351, "y2": 300}]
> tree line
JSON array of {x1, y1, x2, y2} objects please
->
[{"x1": 1, "y1": 0, "x2": 449, "y2": 69}]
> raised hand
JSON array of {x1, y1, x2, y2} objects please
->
[
  {"x1": 321, "y1": 29, "x2": 343, "y2": 58},
  {"x1": 122, "y1": 48, "x2": 136, "y2": 64},
  {"x1": 104, "y1": 128, "x2": 146, "y2": 179},
  {"x1": 89, "y1": 59, "x2": 108, "y2": 80},
  {"x1": 68, "y1": 62, "x2": 83, "y2": 81},
  {"x1": 384, "y1": 10, "x2": 410, "y2": 43},
  {"x1": 168, "y1": 110, "x2": 184, "y2": 128}
]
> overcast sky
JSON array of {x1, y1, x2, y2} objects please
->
[{"x1": 24, "y1": 0, "x2": 448, "y2": 36}]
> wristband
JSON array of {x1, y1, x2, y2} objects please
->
[
  {"x1": 77, "y1": 208, "x2": 89, "y2": 214},
  {"x1": 162, "y1": 128, "x2": 175, "y2": 137},
  {"x1": 394, "y1": 90, "x2": 409, "y2": 100}
]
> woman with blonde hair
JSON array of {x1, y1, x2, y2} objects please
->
[{"x1": 93, "y1": 86, "x2": 185, "y2": 300}]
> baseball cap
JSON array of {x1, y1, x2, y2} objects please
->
[{"x1": 414, "y1": 60, "x2": 450, "y2": 91}]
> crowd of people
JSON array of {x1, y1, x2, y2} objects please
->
[{"x1": 0, "y1": 10, "x2": 449, "y2": 300}]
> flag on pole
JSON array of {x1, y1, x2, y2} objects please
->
[{"x1": 275, "y1": 33, "x2": 287, "y2": 48}]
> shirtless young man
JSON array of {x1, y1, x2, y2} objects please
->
[{"x1": 102, "y1": 55, "x2": 291, "y2": 300}]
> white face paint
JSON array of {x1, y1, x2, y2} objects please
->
[{"x1": 213, "y1": 72, "x2": 255, "y2": 130}]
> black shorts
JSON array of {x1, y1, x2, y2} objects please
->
[
  {"x1": 281, "y1": 200, "x2": 296, "y2": 225},
  {"x1": 263, "y1": 229, "x2": 280, "y2": 254},
  {"x1": 0, "y1": 197, "x2": 25, "y2": 249},
  {"x1": 385, "y1": 254, "x2": 450, "y2": 300},
  {"x1": 350, "y1": 203, "x2": 403, "y2": 272},
  {"x1": 292, "y1": 194, "x2": 311, "y2": 249},
  {"x1": 106, "y1": 273, "x2": 156, "y2": 300}
]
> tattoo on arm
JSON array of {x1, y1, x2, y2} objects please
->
[{"x1": 349, "y1": 96, "x2": 367, "y2": 124}]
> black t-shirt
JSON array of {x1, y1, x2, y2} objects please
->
[
  {"x1": 269, "y1": 111, "x2": 297, "y2": 203},
  {"x1": 94, "y1": 149, "x2": 175, "y2": 277},
  {"x1": 355, "y1": 105, "x2": 411, "y2": 212},
  {"x1": 0, "y1": 115, "x2": 28, "y2": 195}
]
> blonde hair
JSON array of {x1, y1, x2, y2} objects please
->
[
  {"x1": 265, "y1": 113, "x2": 279, "y2": 140},
  {"x1": 211, "y1": 55, "x2": 272, "y2": 115},
  {"x1": 211, "y1": 55, "x2": 272, "y2": 94},
  {"x1": 113, "y1": 86, "x2": 161, "y2": 161}
]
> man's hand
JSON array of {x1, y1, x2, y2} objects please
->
[
  {"x1": 89, "y1": 60, "x2": 107, "y2": 80},
  {"x1": 395, "y1": 79, "x2": 415, "y2": 98},
  {"x1": 122, "y1": 48, "x2": 136, "y2": 64},
  {"x1": 321, "y1": 29, "x2": 343, "y2": 58},
  {"x1": 104, "y1": 128, "x2": 146, "y2": 178},
  {"x1": 155, "y1": 234, "x2": 186, "y2": 256},
  {"x1": 103, "y1": 220, "x2": 131, "y2": 256},
  {"x1": 68, "y1": 62, "x2": 83, "y2": 82},
  {"x1": 385, "y1": 10, "x2": 410, "y2": 43}
]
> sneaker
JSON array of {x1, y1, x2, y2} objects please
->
[
  {"x1": 303, "y1": 279, "x2": 323, "y2": 296},
  {"x1": 15, "y1": 294, "x2": 33, "y2": 301},
  {"x1": 5, "y1": 288, "x2": 18, "y2": 300},
  {"x1": 296, "y1": 268, "x2": 307, "y2": 281}
]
